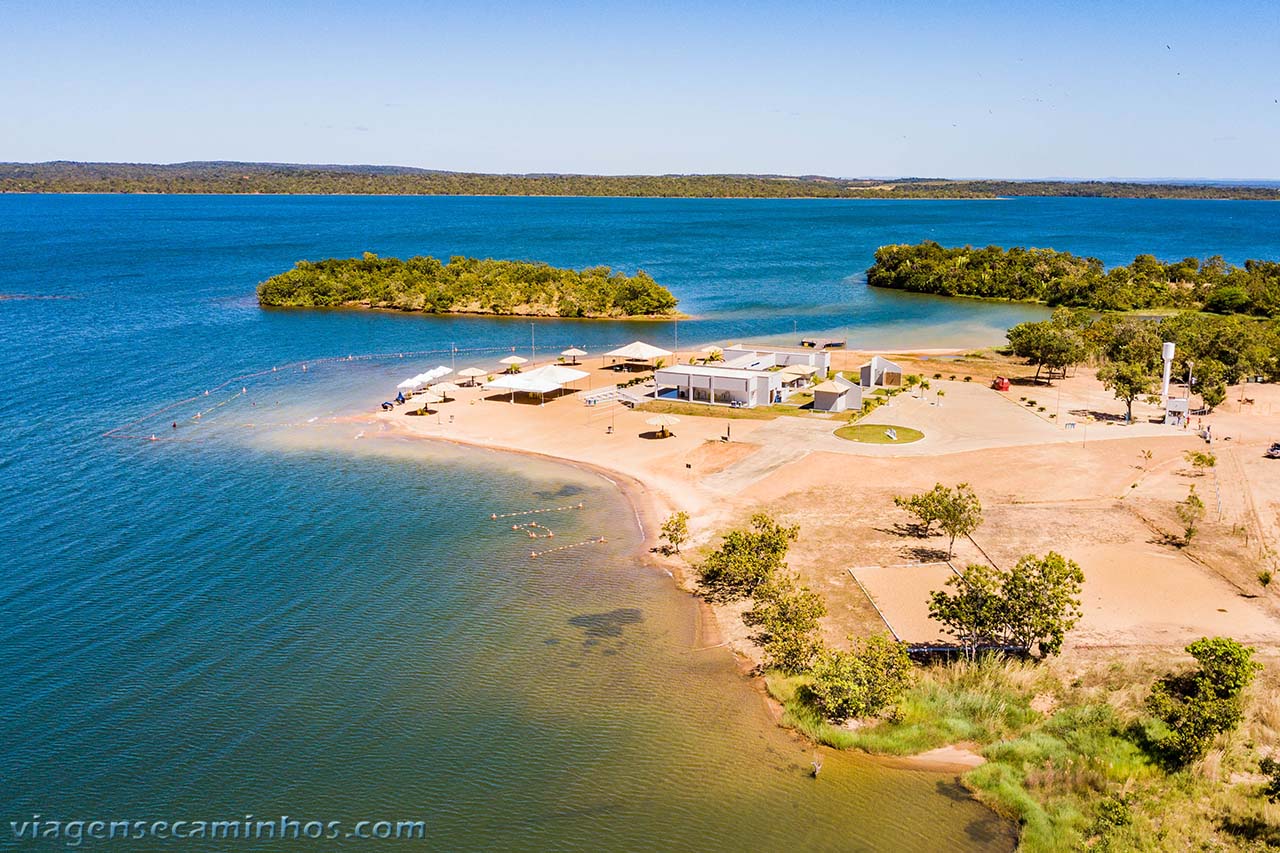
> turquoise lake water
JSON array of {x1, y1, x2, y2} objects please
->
[{"x1": 3, "y1": 195, "x2": 1280, "y2": 851}]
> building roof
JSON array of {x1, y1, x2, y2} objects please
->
[
  {"x1": 780, "y1": 364, "x2": 818, "y2": 376},
  {"x1": 728, "y1": 343, "x2": 824, "y2": 355},
  {"x1": 859, "y1": 355, "x2": 903, "y2": 371},
  {"x1": 811, "y1": 380, "x2": 849, "y2": 394},
  {"x1": 485, "y1": 364, "x2": 588, "y2": 394},
  {"x1": 656, "y1": 364, "x2": 772, "y2": 379}
]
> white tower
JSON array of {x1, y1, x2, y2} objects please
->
[{"x1": 1161, "y1": 342, "x2": 1176, "y2": 399}]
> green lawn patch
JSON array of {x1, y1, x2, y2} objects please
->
[{"x1": 834, "y1": 423, "x2": 924, "y2": 444}]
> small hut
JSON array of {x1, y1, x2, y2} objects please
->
[
  {"x1": 858, "y1": 356, "x2": 903, "y2": 388},
  {"x1": 812, "y1": 375, "x2": 862, "y2": 413}
]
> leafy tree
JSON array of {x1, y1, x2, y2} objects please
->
[
  {"x1": 1000, "y1": 551, "x2": 1085, "y2": 657},
  {"x1": 937, "y1": 483, "x2": 983, "y2": 558},
  {"x1": 893, "y1": 484, "x2": 947, "y2": 536},
  {"x1": 660, "y1": 511, "x2": 689, "y2": 554},
  {"x1": 1006, "y1": 311, "x2": 1086, "y2": 383},
  {"x1": 1098, "y1": 361, "x2": 1156, "y2": 422},
  {"x1": 743, "y1": 571, "x2": 826, "y2": 672},
  {"x1": 697, "y1": 513, "x2": 798, "y2": 600},
  {"x1": 1145, "y1": 637, "x2": 1261, "y2": 768},
  {"x1": 807, "y1": 635, "x2": 914, "y2": 722},
  {"x1": 1175, "y1": 486, "x2": 1205, "y2": 545},
  {"x1": 928, "y1": 563, "x2": 1007, "y2": 661},
  {"x1": 930, "y1": 553, "x2": 1085, "y2": 659},
  {"x1": 894, "y1": 483, "x2": 982, "y2": 555}
]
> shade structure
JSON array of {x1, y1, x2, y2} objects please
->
[
  {"x1": 780, "y1": 364, "x2": 818, "y2": 377},
  {"x1": 810, "y1": 380, "x2": 845, "y2": 394},
  {"x1": 700, "y1": 345, "x2": 723, "y2": 354},
  {"x1": 606, "y1": 341, "x2": 672, "y2": 361},
  {"x1": 407, "y1": 365, "x2": 453, "y2": 388},
  {"x1": 411, "y1": 391, "x2": 444, "y2": 412},
  {"x1": 525, "y1": 364, "x2": 588, "y2": 385},
  {"x1": 561, "y1": 347, "x2": 588, "y2": 364},
  {"x1": 499, "y1": 355, "x2": 528, "y2": 365},
  {"x1": 645, "y1": 413, "x2": 679, "y2": 437},
  {"x1": 484, "y1": 364, "x2": 589, "y2": 404},
  {"x1": 456, "y1": 366, "x2": 488, "y2": 386},
  {"x1": 485, "y1": 364, "x2": 588, "y2": 395},
  {"x1": 431, "y1": 381, "x2": 461, "y2": 400}
]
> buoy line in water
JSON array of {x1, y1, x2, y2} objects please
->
[
  {"x1": 101, "y1": 344, "x2": 548, "y2": 442},
  {"x1": 104, "y1": 333, "x2": 671, "y2": 443},
  {"x1": 510, "y1": 521, "x2": 556, "y2": 540},
  {"x1": 530, "y1": 537, "x2": 607, "y2": 559},
  {"x1": 490, "y1": 502, "x2": 585, "y2": 520}
]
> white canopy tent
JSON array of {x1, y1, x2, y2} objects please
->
[
  {"x1": 484, "y1": 364, "x2": 589, "y2": 404},
  {"x1": 606, "y1": 341, "x2": 672, "y2": 361}
]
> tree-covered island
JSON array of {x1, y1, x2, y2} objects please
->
[
  {"x1": 867, "y1": 241, "x2": 1280, "y2": 315},
  {"x1": 256, "y1": 253, "x2": 679, "y2": 318}
]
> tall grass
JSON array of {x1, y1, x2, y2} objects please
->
[{"x1": 765, "y1": 656, "x2": 1280, "y2": 852}]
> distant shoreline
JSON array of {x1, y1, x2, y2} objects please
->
[{"x1": 4, "y1": 162, "x2": 1279, "y2": 201}]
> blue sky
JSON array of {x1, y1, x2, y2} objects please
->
[{"x1": 2, "y1": 0, "x2": 1278, "y2": 179}]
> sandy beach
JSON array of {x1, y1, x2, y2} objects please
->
[{"x1": 351, "y1": 346, "x2": 1280, "y2": 680}]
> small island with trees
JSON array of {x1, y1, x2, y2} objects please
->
[
  {"x1": 257, "y1": 253, "x2": 679, "y2": 319},
  {"x1": 867, "y1": 241, "x2": 1280, "y2": 315}
]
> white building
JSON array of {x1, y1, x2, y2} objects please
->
[
  {"x1": 811, "y1": 375, "x2": 863, "y2": 413},
  {"x1": 720, "y1": 344, "x2": 831, "y2": 374},
  {"x1": 653, "y1": 364, "x2": 781, "y2": 408},
  {"x1": 858, "y1": 355, "x2": 903, "y2": 388}
]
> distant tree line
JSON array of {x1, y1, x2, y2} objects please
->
[
  {"x1": 5, "y1": 161, "x2": 1280, "y2": 200},
  {"x1": 257, "y1": 253, "x2": 678, "y2": 318},
  {"x1": 868, "y1": 241, "x2": 1280, "y2": 315}
]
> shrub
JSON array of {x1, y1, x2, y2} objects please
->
[
  {"x1": 1144, "y1": 637, "x2": 1261, "y2": 769},
  {"x1": 807, "y1": 635, "x2": 914, "y2": 722},
  {"x1": 697, "y1": 513, "x2": 798, "y2": 599},
  {"x1": 744, "y1": 571, "x2": 826, "y2": 673}
]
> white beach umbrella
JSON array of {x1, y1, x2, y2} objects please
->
[
  {"x1": 645, "y1": 413, "x2": 680, "y2": 437},
  {"x1": 499, "y1": 355, "x2": 528, "y2": 373},
  {"x1": 457, "y1": 367, "x2": 488, "y2": 386},
  {"x1": 561, "y1": 347, "x2": 588, "y2": 364},
  {"x1": 413, "y1": 391, "x2": 444, "y2": 412},
  {"x1": 431, "y1": 381, "x2": 461, "y2": 401}
]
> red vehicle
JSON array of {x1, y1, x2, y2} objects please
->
[{"x1": 991, "y1": 376, "x2": 1011, "y2": 391}]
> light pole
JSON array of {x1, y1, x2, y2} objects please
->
[{"x1": 531, "y1": 323, "x2": 536, "y2": 363}]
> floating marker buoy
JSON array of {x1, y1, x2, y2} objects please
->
[
  {"x1": 491, "y1": 513, "x2": 498, "y2": 520},
  {"x1": 547, "y1": 532, "x2": 554, "y2": 538}
]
